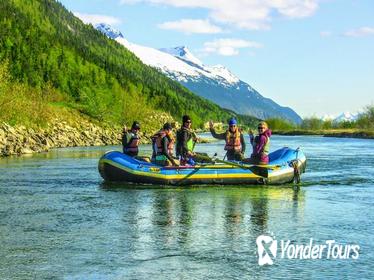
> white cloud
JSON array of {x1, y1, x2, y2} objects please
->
[
  {"x1": 74, "y1": 12, "x2": 122, "y2": 25},
  {"x1": 320, "y1": 31, "x2": 332, "y2": 37},
  {"x1": 202, "y1": 38, "x2": 263, "y2": 56},
  {"x1": 158, "y1": 19, "x2": 222, "y2": 34},
  {"x1": 270, "y1": 0, "x2": 318, "y2": 18},
  {"x1": 344, "y1": 27, "x2": 374, "y2": 37},
  {"x1": 120, "y1": 0, "x2": 319, "y2": 30}
]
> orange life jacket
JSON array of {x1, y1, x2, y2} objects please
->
[
  {"x1": 224, "y1": 128, "x2": 241, "y2": 151},
  {"x1": 124, "y1": 132, "x2": 140, "y2": 153},
  {"x1": 152, "y1": 130, "x2": 174, "y2": 155}
]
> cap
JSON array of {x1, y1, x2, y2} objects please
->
[
  {"x1": 163, "y1": 122, "x2": 173, "y2": 130},
  {"x1": 182, "y1": 115, "x2": 191, "y2": 123},
  {"x1": 228, "y1": 118, "x2": 237, "y2": 126},
  {"x1": 131, "y1": 121, "x2": 140, "y2": 130}
]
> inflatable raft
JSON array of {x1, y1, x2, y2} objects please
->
[{"x1": 98, "y1": 147, "x2": 306, "y2": 186}]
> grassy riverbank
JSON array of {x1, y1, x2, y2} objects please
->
[{"x1": 265, "y1": 105, "x2": 374, "y2": 140}]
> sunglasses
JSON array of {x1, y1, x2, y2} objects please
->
[
  {"x1": 258, "y1": 127, "x2": 265, "y2": 129},
  {"x1": 229, "y1": 125, "x2": 236, "y2": 127}
]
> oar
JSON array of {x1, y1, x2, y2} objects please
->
[
  {"x1": 223, "y1": 151, "x2": 228, "y2": 161},
  {"x1": 213, "y1": 158, "x2": 280, "y2": 178},
  {"x1": 194, "y1": 153, "x2": 276, "y2": 177},
  {"x1": 208, "y1": 157, "x2": 280, "y2": 170}
]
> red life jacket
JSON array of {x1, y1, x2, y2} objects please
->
[
  {"x1": 152, "y1": 130, "x2": 174, "y2": 155},
  {"x1": 224, "y1": 129, "x2": 241, "y2": 151},
  {"x1": 124, "y1": 132, "x2": 140, "y2": 153}
]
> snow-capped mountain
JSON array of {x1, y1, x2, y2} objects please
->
[
  {"x1": 334, "y1": 112, "x2": 359, "y2": 123},
  {"x1": 322, "y1": 112, "x2": 360, "y2": 123},
  {"x1": 96, "y1": 23, "x2": 124, "y2": 41},
  {"x1": 96, "y1": 23, "x2": 302, "y2": 123}
]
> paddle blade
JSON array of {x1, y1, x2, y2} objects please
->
[{"x1": 249, "y1": 166, "x2": 269, "y2": 178}]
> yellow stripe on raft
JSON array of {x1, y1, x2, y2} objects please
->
[{"x1": 101, "y1": 159, "x2": 264, "y2": 180}]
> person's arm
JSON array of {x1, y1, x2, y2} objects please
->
[
  {"x1": 209, "y1": 128, "x2": 226, "y2": 140},
  {"x1": 162, "y1": 137, "x2": 176, "y2": 165},
  {"x1": 209, "y1": 120, "x2": 226, "y2": 140},
  {"x1": 240, "y1": 133, "x2": 246, "y2": 154},
  {"x1": 248, "y1": 129, "x2": 254, "y2": 146},
  {"x1": 122, "y1": 132, "x2": 129, "y2": 147}
]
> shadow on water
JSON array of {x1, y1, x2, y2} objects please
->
[
  {"x1": 293, "y1": 177, "x2": 373, "y2": 188},
  {"x1": 98, "y1": 182, "x2": 305, "y2": 254},
  {"x1": 99, "y1": 181, "x2": 305, "y2": 190},
  {"x1": 98, "y1": 184, "x2": 306, "y2": 279}
]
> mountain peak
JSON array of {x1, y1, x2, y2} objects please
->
[
  {"x1": 322, "y1": 111, "x2": 360, "y2": 123},
  {"x1": 207, "y1": 64, "x2": 239, "y2": 84},
  {"x1": 95, "y1": 23, "x2": 123, "y2": 39},
  {"x1": 334, "y1": 112, "x2": 359, "y2": 122},
  {"x1": 159, "y1": 46, "x2": 203, "y2": 67}
]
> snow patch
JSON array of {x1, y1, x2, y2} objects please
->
[
  {"x1": 159, "y1": 46, "x2": 203, "y2": 67},
  {"x1": 95, "y1": 23, "x2": 123, "y2": 39}
]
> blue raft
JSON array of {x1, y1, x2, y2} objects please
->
[{"x1": 98, "y1": 147, "x2": 306, "y2": 185}]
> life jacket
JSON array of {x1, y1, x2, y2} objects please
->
[
  {"x1": 176, "y1": 126, "x2": 194, "y2": 156},
  {"x1": 124, "y1": 132, "x2": 140, "y2": 153},
  {"x1": 254, "y1": 134, "x2": 270, "y2": 155},
  {"x1": 224, "y1": 128, "x2": 241, "y2": 151},
  {"x1": 152, "y1": 130, "x2": 174, "y2": 156}
]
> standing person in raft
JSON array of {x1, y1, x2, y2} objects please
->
[
  {"x1": 176, "y1": 115, "x2": 198, "y2": 165},
  {"x1": 152, "y1": 123, "x2": 178, "y2": 166},
  {"x1": 246, "y1": 121, "x2": 272, "y2": 164},
  {"x1": 209, "y1": 118, "x2": 245, "y2": 161},
  {"x1": 122, "y1": 121, "x2": 141, "y2": 157}
]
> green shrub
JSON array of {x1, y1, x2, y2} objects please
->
[
  {"x1": 300, "y1": 117, "x2": 323, "y2": 130},
  {"x1": 356, "y1": 105, "x2": 374, "y2": 129},
  {"x1": 265, "y1": 118, "x2": 296, "y2": 130}
]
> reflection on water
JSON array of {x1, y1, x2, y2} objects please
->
[{"x1": 0, "y1": 136, "x2": 374, "y2": 279}]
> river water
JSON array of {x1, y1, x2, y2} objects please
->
[{"x1": 0, "y1": 135, "x2": 373, "y2": 279}]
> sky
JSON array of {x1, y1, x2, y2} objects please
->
[{"x1": 58, "y1": 0, "x2": 374, "y2": 118}]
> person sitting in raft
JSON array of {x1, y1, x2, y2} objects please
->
[
  {"x1": 152, "y1": 123, "x2": 178, "y2": 166},
  {"x1": 246, "y1": 121, "x2": 272, "y2": 165},
  {"x1": 122, "y1": 121, "x2": 141, "y2": 157},
  {"x1": 209, "y1": 118, "x2": 245, "y2": 161},
  {"x1": 176, "y1": 115, "x2": 198, "y2": 165}
]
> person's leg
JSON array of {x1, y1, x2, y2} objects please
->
[
  {"x1": 134, "y1": 156, "x2": 151, "y2": 162},
  {"x1": 194, "y1": 153, "x2": 213, "y2": 163},
  {"x1": 242, "y1": 157, "x2": 258, "y2": 164},
  {"x1": 226, "y1": 150, "x2": 235, "y2": 160},
  {"x1": 234, "y1": 151, "x2": 244, "y2": 161}
]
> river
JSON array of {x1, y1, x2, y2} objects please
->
[{"x1": 0, "y1": 135, "x2": 373, "y2": 279}]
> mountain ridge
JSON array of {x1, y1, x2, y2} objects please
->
[{"x1": 95, "y1": 23, "x2": 302, "y2": 124}]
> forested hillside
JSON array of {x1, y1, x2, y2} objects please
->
[{"x1": 0, "y1": 0, "x2": 257, "y2": 128}]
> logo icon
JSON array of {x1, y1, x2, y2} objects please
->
[{"x1": 256, "y1": 235, "x2": 277, "y2": 266}]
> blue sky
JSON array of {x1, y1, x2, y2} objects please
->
[{"x1": 59, "y1": 0, "x2": 374, "y2": 118}]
